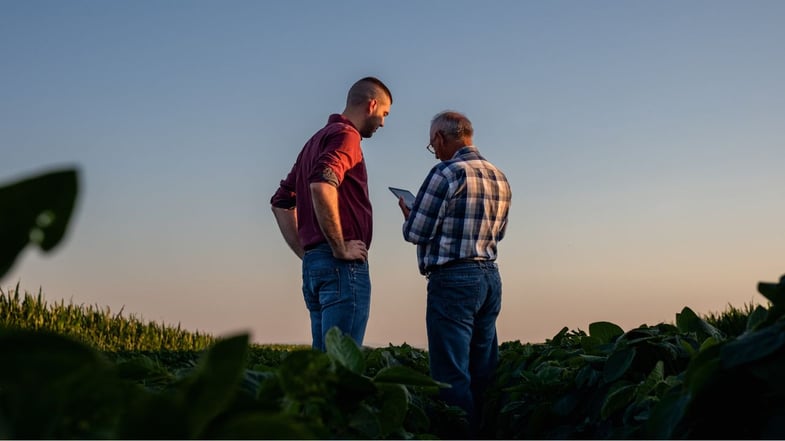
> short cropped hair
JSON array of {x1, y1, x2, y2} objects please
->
[
  {"x1": 346, "y1": 77, "x2": 393, "y2": 107},
  {"x1": 431, "y1": 111, "x2": 473, "y2": 140}
]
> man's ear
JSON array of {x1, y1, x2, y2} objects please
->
[{"x1": 367, "y1": 98, "x2": 378, "y2": 115}]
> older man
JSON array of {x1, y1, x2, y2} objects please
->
[{"x1": 399, "y1": 111, "x2": 511, "y2": 432}]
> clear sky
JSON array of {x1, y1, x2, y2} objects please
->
[{"x1": 3, "y1": 1, "x2": 784, "y2": 348}]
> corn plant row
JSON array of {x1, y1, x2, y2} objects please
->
[{"x1": 0, "y1": 283, "x2": 214, "y2": 352}]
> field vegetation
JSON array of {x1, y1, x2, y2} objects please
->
[
  {"x1": 2, "y1": 280, "x2": 784, "y2": 439},
  {"x1": 4, "y1": 168, "x2": 785, "y2": 439}
]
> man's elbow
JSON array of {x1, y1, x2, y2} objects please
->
[
  {"x1": 271, "y1": 205, "x2": 295, "y2": 218},
  {"x1": 309, "y1": 181, "x2": 337, "y2": 195},
  {"x1": 402, "y1": 229, "x2": 425, "y2": 245}
]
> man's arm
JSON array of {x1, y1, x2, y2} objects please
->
[
  {"x1": 271, "y1": 206, "x2": 305, "y2": 259},
  {"x1": 403, "y1": 169, "x2": 448, "y2": 245},
  {"x1": 310, "y1": 182, "x2": 367, "y2": 261}
]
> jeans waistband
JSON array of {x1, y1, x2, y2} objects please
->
[
  {"x1": 424, "y1": 258, "x2": 494, "y2": 275},
  {"x1": 304, "y1": 242, "x2": 326, "y2": 252},
  {"x1": 304, "y1": 242, "x2": 369, "y2": 265}
]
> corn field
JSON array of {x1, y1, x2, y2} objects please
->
[{"x1": 0, "y1": 284, "x2": 214, "y2": 352}]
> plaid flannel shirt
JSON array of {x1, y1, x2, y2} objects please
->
[{"x1": 403, "y1": 146, "x2": 511, "y2": 275}]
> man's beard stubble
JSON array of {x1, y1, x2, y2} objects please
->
[{"x1": 359, "y1": 116, "x2": 382, "y2": 138}]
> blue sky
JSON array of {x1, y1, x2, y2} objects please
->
[{"x1": 3, "y1": 1, "x2": 784, "y2": 347}]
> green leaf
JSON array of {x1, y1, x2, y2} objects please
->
[
  {"x1": 578, "y1": 354, "x2": 607, "y2": 364},
  {"x1": 120, "y1": 335, "x2": 251, "y2": 438},
  {"x1": 181, "y1": 334, "x2": 251, "y2": 437},
  {"x1": 589, "y1": 321, "x2": 624, "y2": 344},
  {"x1": 679, "y1": 339, "x2": 697, "y2": 356},
  {"x1": 580, "y1": 335, "x2": 603, "y2": 352},
  {"x1": 0, "y1": 168, "x2": 79, "y2": 279},
  {"x1": 333, "y1": 364, "x2": 377, "y2": 404},
  {"x1": 635, "y1": 360, "x2": 664, "y2": 399},
  {"x1": 603, "y1": 347, "x2": 636, "y2": 383},
  {"x1": 720, "y1": 322, "x2": 785, "y2": 369},
  {"x1": 0, "y1": 329, "x2": 104, "y2": 376},
  {"x1": 675, "y1": 307, "x2": 724, "y2": 342},
  {"x1": 115, "y1": 355, "x2": 174, "y2": 386},
  {"x1": 535, "y1": 364, "x2": 566, "y2": 385},
  {"x1": 644, "y1": 386, "x2": 690, "y2": 439},
  {"x1": 376, "y1": 383, "x2": 410, "y2": 436},
  {"x1": 746, "y1": 305, "x2": 769, "y2": 332},
  {"x1": 601, "y1": 383, "x2": 636, "y2": 419},
  {"x1": 276, "y1": 350, "x2": 333, "y2": 399},
  {"x1": 373, "y1": 365, "x2": 449, "y2": 388},
  {"x1": 758, "y1": 277, "x2": 785, "y2": 323},
  {"x1": 698, "y1": 336, "x2": 720, "y2": 352},
  {"x1": 575, "y1": 364, "x2": 601, "y2": 388},
  {"x1": 325, "y1": 326, "x2": 365, "y2": 374},
  {"x1": 548, "y1": 326, "x2": 570, "y2": 345},
  {"x1": 757, "y1": 275, "x2": 785, "y2": 308},
  {"x1": 348, "y1": 403, "x2": 381, "y2": 438},
  {"x1": 684, "y1": 343, "x2": 721, "y2": 396},
  {"x1": 403, "y1": 399, "x2": 431, "y2": 434},
  {"x1": 0, "y1": 329, "x2": 128, "y2": 438}
]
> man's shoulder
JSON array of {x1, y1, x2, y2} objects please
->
[
  {"x1": 428, "y1": 160, "x2": 454, "y2": 177},
  {"x1": 321, "y1": 122, "x2": 361, "y2": 147},
  {"x1": 444, "y1": 154, "x2": 510, "y2": 184},
  {"x1": 323, "y1": 114, "x2": 359, "y2": 135},
  {"x1": 305, "y1": 116, "x2": 360, "y2": 151}
]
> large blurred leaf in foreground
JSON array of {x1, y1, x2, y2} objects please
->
[{"x1": 0, "y1": 168, "x2": 79, "y2": 279}]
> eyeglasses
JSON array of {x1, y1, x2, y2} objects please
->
[{"x1": 426, "y1": 133, "x2": 437, "y2": 154}]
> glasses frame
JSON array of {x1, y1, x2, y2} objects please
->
[{"x1": 426, "y1": 131, "x2": 439, "y2": 154}]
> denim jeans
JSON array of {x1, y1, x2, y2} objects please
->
[
  {"x1": 301, "y1": 243, "x2": 371, "y2": 351},
  {"x1": 426, "y1": 261, "x2": 502, "y2": 431}
]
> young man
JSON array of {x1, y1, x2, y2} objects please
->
[
  {"x1": 399, "y1": 111, "x2": 511, "y2": 433},
  {"x1": 270, "y1": 77, "x2": 392, "y2": 351}
]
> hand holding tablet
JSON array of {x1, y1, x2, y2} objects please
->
[{"x1": 388, "y1": 187, "x2": 416, "y2": 209}]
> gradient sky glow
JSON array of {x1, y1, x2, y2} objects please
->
[{"x1": 3, "y1": 1, "x2": 784, "y2": 348}]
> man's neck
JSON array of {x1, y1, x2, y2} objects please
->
[{"x1": 341, "y1": 110, "x2": 364, "y2": 132}]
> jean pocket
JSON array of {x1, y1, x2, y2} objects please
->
[
  {"x1": 429, "y1": 273, "x2": 479, "y2": 305},
  {"x1": 348, "y1": 260, "x2": 369, "y2": 278},
  {"x1": 307, "y1": 267, "x2": 342, "y2": 307}
]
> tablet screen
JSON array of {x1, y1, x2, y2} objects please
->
[{"x1": 388, "y1": 187, "x2": 416, "y2": 209}]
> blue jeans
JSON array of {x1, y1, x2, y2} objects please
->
[
  {"x1": 301, "y1": 243, "x2": 371, "y2": 351},
  {"x1": 426, "y1": 261, "x2": 502, "y2": 429}
]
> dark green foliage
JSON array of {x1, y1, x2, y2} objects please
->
[
  {"x1": 480, "y1": 274, "x2": 785, "y2": 440},
  {"x1": 484, "y1": 276, "x2": 785, "y2": 439},
  {"x1": 0, "y1": 329, "x2": 128, "y2": 439},
  {"x1": 651, "y1": 275, "x2": 785, "y2": 439},
  {"x1": 0, "y1": 326, "x2": 452, "y2": 439},
  {"x1": 6, "y1": 278, "x2": 785, "y2": 439},
  {"x1": 484, "y1": 309, "x2": 716, "y2": 439}
]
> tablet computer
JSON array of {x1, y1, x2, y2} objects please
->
[{"x1": 388, "y1": 187, "x2": 416, "y2": 209}]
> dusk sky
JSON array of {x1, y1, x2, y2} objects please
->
[{"x1": 3, "y1": 0, "x2": 784, "y2": 347}]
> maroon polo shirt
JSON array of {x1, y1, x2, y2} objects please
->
[{"x1": 270, "y1": 114, "x2": 373, "y2": 250}]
